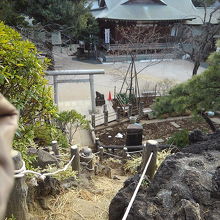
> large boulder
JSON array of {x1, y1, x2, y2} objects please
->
[
  {"x1": 28, "y1": 148, "x2": 59, "y2": 168},
  {"x1": 189, "y1": 129, "x2": 208, "y2": 144},
  {"x1": 109, "y1": 131, "x2": 220, "y2": 220}
]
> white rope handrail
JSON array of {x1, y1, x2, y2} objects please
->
[
  {"x1": 122, "y1": 152, "x2": 153, "y2": 220},
  {"x1": 14, "y1": 155, "x2": 75, "y2": 179}
]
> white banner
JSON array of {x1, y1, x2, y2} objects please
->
[{"x1": 105, "y1": 29, "x2": 110, "y2": 44}]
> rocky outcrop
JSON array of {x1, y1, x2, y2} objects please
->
[
  {"x1": 28, "y1": 148, "x2": 59, "y2": 168},
  {"x1": 109, "y1": 131, "x2": 220, "y2": 220},
  {"x1": 188, "y1": 129, "x2": 208, "y2": 144}
]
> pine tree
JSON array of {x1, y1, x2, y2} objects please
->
[
  {"x1": 26, "y1": 0, "x2": 98, "y2": 41},
  {"x1": 0, "y1": 0, "x2": 28, "y2": 26},
  {"x1": 153, "y1": 40, "x2": 220, "y2": 117}
]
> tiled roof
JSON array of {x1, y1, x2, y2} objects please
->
[{"x1": 89, "y1": 0, "x2": 219, "y2": 24}]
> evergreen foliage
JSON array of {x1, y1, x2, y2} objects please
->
[
  {"x1": 153, "y1": 41, "x2": 220, "y2": 117},
  {"x1": 0, "y1": 22, "x2": 56, "y2": 123},
  {"x1": 0, "y1": 0, "x2": 28, "y2": 26},
  {"x1": 0, "y1": 23, "x2": 87, "y2": 167},
  {"x1": 26, "y1": 0, "x2": 99, "y2": 42},
  {"x1": 56, "y1": 110, "x2": 89, "y2": 144},
  {"x1": 0, "y1": 22, "x2": 57, "y2": 165},
  {"x1": 178, "y1": 0, "x2": 220, "y2": 76},
  {"x1": 167, "y1": 130, "x2": 189, "y2": 148}
]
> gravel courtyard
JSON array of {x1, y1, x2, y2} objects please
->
[{"x1": 51, "y1": 47, "x2": 206, "y2": 116}]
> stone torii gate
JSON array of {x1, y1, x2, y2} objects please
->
[{"x1": 46, "y1": 69, "x2": 105, "y2": 113}]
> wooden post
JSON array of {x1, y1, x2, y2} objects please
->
[
  {"x1": 116, "y1": 106, "x2": 121, "y2": 122},
  {"x1": 6, "y1": 150, "x2": 29, "y2": 220},
  {"x1": 103, "y1": 104, "x2": 107, "y2": 112},
  {"x1": 141, "y1": 140, "x2": 158, "y2": 180},
  {"x1": 104, "y1": 111, "x2": 108, "y2": 126},
  {"x1": 51, "y1": 140, "x2": 59, "y2": 156},
  {"x1": 123, "y1": 147, "x2": 128, "y2": 162},
  {"x1": 91, "y1": 113, "x2": 95, "y2": 128},
  {"x1": 139, "y1": 102, "x2": 144, "y2": 117},
  {"x1": 95, "y1": 137, "x2": 100, "y2": 151},
  {"x1": 99, "y1": 147, "x2": 104, "y2": 163},
  {"x1": 70, "y1": 145, "x2": 80, "y2": 175},
  {"x1": 103, "y1": 104, "x2": 108, "y2": 126},
  {"x1": 53, "y1": 75, "x2": 58, "y2": 105},
  {"x1": 128, "y1": 104, "x2": 132, "y2": 118},
  {"x1": 89, "y1": 74, "x2": 96, "y2": 113}
]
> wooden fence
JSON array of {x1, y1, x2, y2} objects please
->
[{"x1": 7, "y1": 140, "x2": 158, "y2": 220}]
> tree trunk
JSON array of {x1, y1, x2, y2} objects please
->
[
  {"x1": 200, "y1": 112, "x2": 216, "y2": 132},
  {"x1": 192, "y1": 61, "x2": 200, "y2": 76}
]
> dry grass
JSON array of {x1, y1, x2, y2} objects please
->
[
  {"x1": 124, "y1": 149, "x2": 172, "y2": 174},
  {"x1": 29, "y1": 149, "x2": 171, "y2": 220},
  {"x1": 32, "y1": 169, "x2": 127, "y2": 220}
]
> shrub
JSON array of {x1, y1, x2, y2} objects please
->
[
  {"x1": 0, "y1": 23, "x2": 89, "y2": 169},
  {"x1": 0, "y1": 22, "x2": 57, "y2": 166},
  {"x1": 167, "y1": 129, "x2": 189, "y2": 148},
  {"x1": 0, "y1": 22, "x2": 57, "y2": 124},
  {"x1": 56, "y1": 110, "x2": 89, "y2": 144},
  {"x1": 32, "y1": 123, "x2": 68, "y2": 148},
  {"x1": 123, "y1": 149, "x2": 172, "y2": 174},
  {"x1": 152, "y1": 42, "x2": 220, "y2": 117}
]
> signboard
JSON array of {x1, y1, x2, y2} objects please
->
[
  {"x1": 105, "y1": 29, "x2": 110, "y2": 44},
  {"x1": 51, "y1": 31, "x2": 62, "y2": 45}
]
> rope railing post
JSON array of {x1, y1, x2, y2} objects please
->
[
  {"x1": 51, "y1": 140, "x2": 59, "y2": 157},
  {"x1": 91, "y1": 113, "x2": 95, "y2": 128},
  {"x1": 103, "y1": 104, "x2": 108, "y2": 126},
  {"x1": 123, "y1": 147, "x2": 128, "y2": 162},
  {"x1": 53, "y1": 75, "x2": 58, "y2": 105},
  {"x1": 95, "y1": 137, "x2": 100, "y2": 151},
  {"x1": 139, "y1": 101, "x2": 144, "y2": 117},
  {"x1": 141, "y1": 140, "x2": 158, "y2": 180},
  {"x1": 99, "y1": 146, "x2": 104, "y2": 163},
  {"x1": 122, "y1": 152, "x2": 154, "y2": 220},
  {"x1": 70, "y1": 145, "x2": 80, "y2": 175},
  {"x1": 116, "y1": 106, "x2": 121, "y2": 122},
  {"x1": 128, "y1": 104, "x2": 132, "y2": 118},
  {"x1": 103, "y1": 104, "x2": 107, "y2": 112},
  {"x1": 6, "y1": 150, "x2": 29, "y2": 220},
  {"x1": 104, "y1": 111, "x2": 108, "y2": 126}
]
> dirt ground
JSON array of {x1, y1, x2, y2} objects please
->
[
  {"x1": 34, "y1": 48, "x2": 210, "y2": 220},
  {"x1": 51, "y1": 46, "x2": 206, "y2": 116},
  {"x1": 96, "y1": 117, "x2": 216, "y2": 146},
  {"x1": 31, "y1": 161, "x2": 127, "y2": 220}
]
